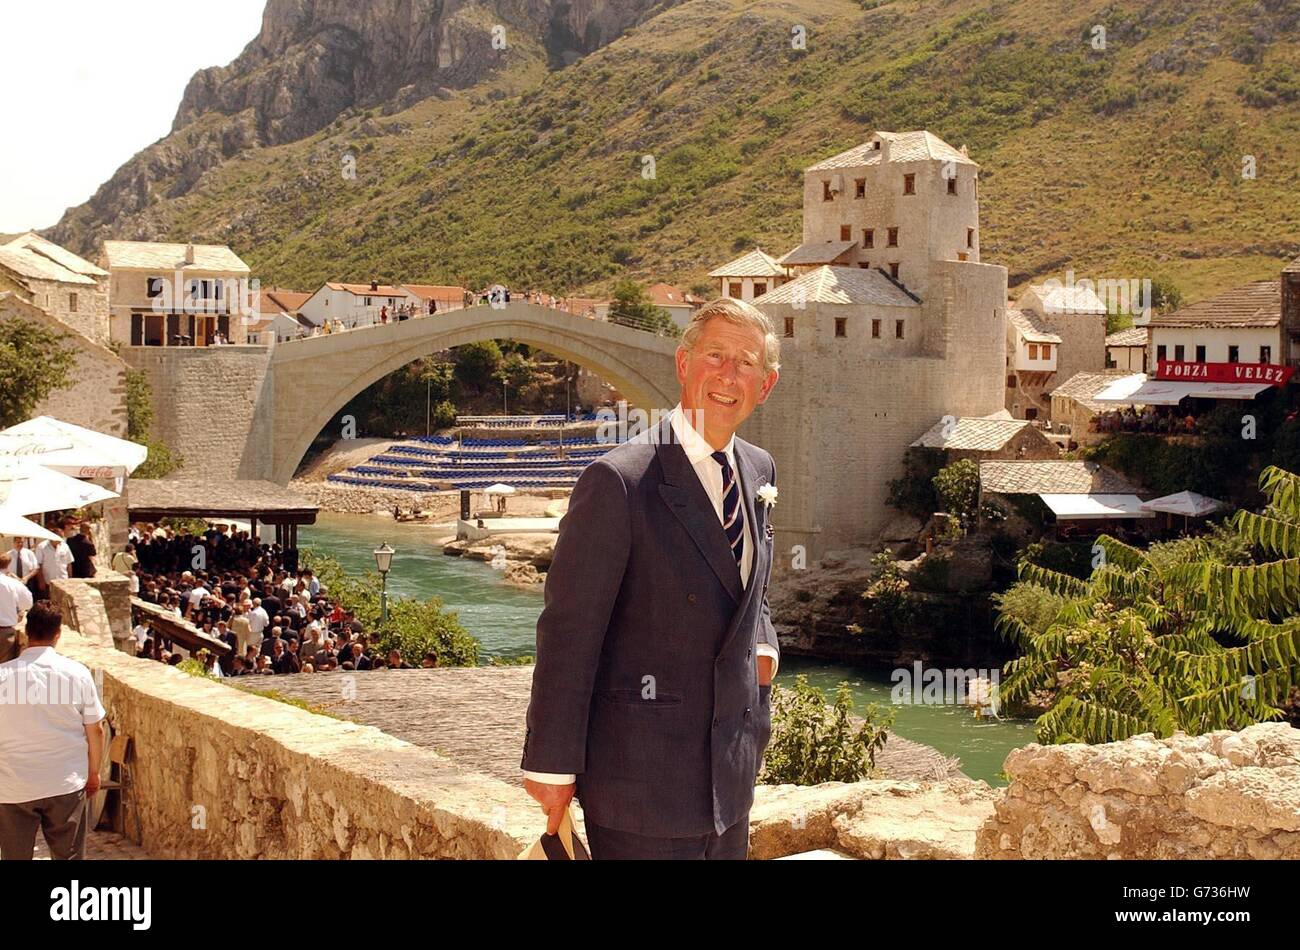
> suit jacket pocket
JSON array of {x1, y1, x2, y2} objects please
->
[{"x1": 596, "y1": 689, "x2": 683, "y2": 707}]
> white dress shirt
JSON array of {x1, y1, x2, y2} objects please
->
[
  {"x1": 0, "y1": 573, "x2": 33, "y2": 627},
  {"x1": 36, "y1": 541, "x2": 74, "y2": 584},
  {"x1": 526, "y1": 403, "x2": 778, "y2": 786},
  {"x1": 4, "y1": 548, "x2": 38, "y2": 580},
  {"x1": 0, "y1": 646, "x2": 105, "y2": 802}
]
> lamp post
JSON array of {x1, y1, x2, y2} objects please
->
[{"x1": 373, "y1": 542, "x2": 394, "y2": 626}]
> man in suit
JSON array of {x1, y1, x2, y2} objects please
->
[{"x1": 522, "y1": 298, "x2": 781, "y2": 859}]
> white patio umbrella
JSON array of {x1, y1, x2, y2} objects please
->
[
  {"x1": 0, "y1": 510, "x2": 61, "y2": 542},
  {"x1": 483, "y1": 483, "x2": 517, "y2": 496},
  {"x1": 1140, "y1": 491, "x2": 1226, "y2": 518},
  {"x1": 0, "y1": 458, "x2": 119, "y2": 517},
  {"x1": 0, "y1": 416, "x2": 147, "y2": 479}
]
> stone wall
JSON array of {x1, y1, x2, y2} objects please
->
[
  {"x1": 976, "y1": 724, "x2": 1300, "y2": 859},
  {"x1": 121, "y1": 344, "x2": 274, "y2": 480},
  {"x1": 57, "y1": 629, "x2": 541, "y2": 859},
  {"x1": 0, "y1": 291, "x2": 128, "y2": 437}
]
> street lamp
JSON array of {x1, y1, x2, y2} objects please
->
[{"x1": 373, "y1": 542, "x2": 394, "y2": 625}]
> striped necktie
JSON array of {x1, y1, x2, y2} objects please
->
[{"x1": 711, "y1": 450, "x2": 744, "y2": 569}]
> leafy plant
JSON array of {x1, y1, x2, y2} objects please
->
[
  {"x1": 933, "y1": 458, "x2": 982, "y2": 527},
  {"x1": 999, "y1": 466, "x2": 1300, "y2": 743},
  {"x1": 759, "y1": 675, "x2": 895, "y2": 784},
  {"x1": 0, "y1": 319, "x2": 76, "y2": 429}
]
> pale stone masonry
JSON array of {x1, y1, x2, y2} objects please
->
[
  {"x1": 104, "y1": 240, "x2": 253, "y2": 347},
  {"x1": 976, "y1": 724, "x2": 1300, "y2": 859},
  {"x1": 0, "y1": 232, "x2": 110, "y2": 344}
]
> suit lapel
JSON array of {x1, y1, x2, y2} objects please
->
[{"x1": 654, "y1": 417, "x2": 743, "y2": 604}]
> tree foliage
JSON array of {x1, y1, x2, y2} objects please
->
[
  {"x1": 608, "y1": 279, "x2": 679, "y2": 337},
  {"x1": 759, "y1": 675, "x2": 895, "y2": 785},
  {"x1": 0, "y1": 318, "x2": 77, "y2": 429},
  {"x1": 999, "y1": 466, "x2": 1300, "y2": 743},
  {"x1": 301, "y1": 549, "x2": 480, "y2": 667}
]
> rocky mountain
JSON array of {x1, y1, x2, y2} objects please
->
[{"x1": 51, "y1": 0, "x2": 1300, "y2": 301}]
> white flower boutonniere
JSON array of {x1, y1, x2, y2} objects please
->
[{"x1": 756, "y1": 483, "x2": 778, "y2": 509}]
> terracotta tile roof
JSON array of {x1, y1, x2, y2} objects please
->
[
  {"x1": 103, "y1": 241, "x2": 249, "y2": 273},
  {"x1": 756, "y1": 265, "x2": 920, "y2": 307},
  {"x1": 645, "y1": 282, "x2": 694, "y2": 307},
  {"x1": 401, "y1": 283, "x2": 466, "y2": 301},
  {"x1": 911, "y1": 417, "x2": 1033, "y2": 451},
  {"x1": 1145, "y1": 279, "x2": 1281, "y2": 329},
  {"x1": 806, "y1": 131, "x2": 977, "y2": 171},
  {"x1": 709, "y1": 249, "x2": 784, "y2": 278},
  {"x1": 0, "y1": 245, "x2": 97, "y2": 285},
  {"x1": 1105, "y1": 326, "x2": 1148, "y2": 347},
  {"x1": 777, "y1": 240, "x2": 858, "y2": 267},
  {"x1": 4, "y1": 233, "x2": 106, "y2": 277},
  {"x1": 1008, "y1": 308, "x2": 1063, "y2": 344},
  {"x1": 979, "y1": 460, "x2": 1141, "y2": 495},
  {"x1": 261, "y1": 289, "x2": 311, "y2": 314},
  {"x1": 325, "y1": 281, "x2": 405, "y2": 296}
]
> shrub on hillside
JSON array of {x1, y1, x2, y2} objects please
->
[{"x1": 759, "y1": 676, "x2": 895, "y2": 785}]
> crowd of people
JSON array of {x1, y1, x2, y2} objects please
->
[
  {"x1": 1, "y1": 518, "x2": 103, "y2": 663},
  {"x1": 120, "y1": 524, "x2": 439, "y2": 677},
  {"x1": 1091, "y1": 405, "x2": 1200, "y2": 435}
]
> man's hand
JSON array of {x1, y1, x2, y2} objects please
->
[
  {"x1": 524, "y1": 778, "x2": 576, "y2": 834},
  {"x1": 84, "y1": 773, "x2": 101, "y2": 796},
  {"x1": 757, "y1": 654, "x2": 775, "y2": 687}
]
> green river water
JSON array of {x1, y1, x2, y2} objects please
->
[{"x1": 300, "y1": 512, "x2": 1035, "y2": 784}]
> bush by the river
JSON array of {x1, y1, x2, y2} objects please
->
[
  {"x1": 302, "y1": 549, "x2": 480, "y2": 667},
  {"x1": 759, "y1": 675, "x2": 895, "y2": 785}
]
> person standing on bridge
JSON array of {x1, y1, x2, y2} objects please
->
[{"x1": 522, "y1": 297, "x2": 781, "y2": 859}]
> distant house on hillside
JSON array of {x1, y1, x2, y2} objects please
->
[
  {"x1": 299, "y1": 280, "x2": 405, "y2": 328},
  {"x1": 1004, "y1": 282, "x2": 1108, "y2": 423},
  {"x1": 644, "y1": 282, "x2": 701, "y2": 328},
  {"x1": 709, "y1": 249, "x2": 788, "y2": 302},
  {"x1": 910, "y1": 415, "x2": 1059, "y2": 462},
  {"x1": 0, "y1": 233, "x2": 109, "y2": 344},
  {"x1": 1105, "y1": 325, "x2": 1148, "y2": 372},
  {"x1": 400, "y1": 283, "x2": 467, "y2": 315},
  {"x1": 249, "y1": 288, "x2": 313, "y2": 342},
  {"x1": 103, "y1": 240, "x2": 252, "y2": 347}
]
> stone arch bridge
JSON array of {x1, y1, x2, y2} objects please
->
[{"x1": 266, "y1": 302, "x2": 680, "y2": 484}]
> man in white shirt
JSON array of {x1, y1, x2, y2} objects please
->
[
  {"x1": 0, "y1": 554, "x2": 34, "y2": 663},
  {"x1": 186, "y1": 580, "x2": 210, "y2": 618},
  {"x1": 4, "y1": 538, "x2": 39, "y2": 585},
  {"x1": 35, "y1": 535, "x2": 74, "y2": 595},
  {"x1": 247, "y1": 599, "x2": 269, "y2": 641},
  {"x1": 132, "y1": 620, "x2": 151, "y2": 654},
  {"x1": 0, "y1": 601, "x2": 105, "y2": 860}
]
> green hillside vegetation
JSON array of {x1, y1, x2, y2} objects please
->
[{"x1": 56, "y1": 0, "x2": 1300, "y2": 305}]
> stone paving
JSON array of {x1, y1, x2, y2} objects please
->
[
  {"x1": 34, "y1": 829, "x2": 151, "y2": 860},
  {"x1": 256, "y1": 666, "x2": 968, "y2": 787}
]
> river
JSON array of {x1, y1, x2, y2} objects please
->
[{"x1": 300, "y1": 512, "x2": 1035, "y2": 784}]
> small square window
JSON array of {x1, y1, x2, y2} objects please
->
[
  {"x1": 967, "y1": 227, "x2": 975, "y2": 248},
  {"x1": 947, "y1": 177, "x2": 957, "y2": 195},
  {"x1": 1174, "y1": 344, "x2": 1185, "y2": 361},
  {"x1": 1007, "y1": 375, "x2": 1017, "y2": 388},
  {"x1": 903, "y1": 174, "x2": 915, "y2": 195},
  {"x1": 1029, "y1": 343, "x2": 1038, "y2": 360},
  {"x1": 728, "y1": 282, "x2": 742, "y2": 298},
  {"x1": 783, "y1": 317, "x2": 794, "y2": 338},
  {"x1": 840, "y1": 224, "x2": 851, "y2": 241},
  {"x1": 1042, "y1": 344, "x2": 1051, "y2": 359},
  {"x1": 822, "y1": 181, "x2": 834, "y2": 201},
  {"x1": 1228, "y1": 345, "x2": 1239, "y2": 363},
  {"x1": 871, "y1": 319, "x2": 881, "y2": 338},
  {"x1": 68, "y1": 293, "x2": 78, "y2": 312},
  {"x1": 753, "y1": 283, "x2": 766, "y2": 297},
  {"x1": 957, "y1": 252, "x2": 968, "y2": 262},
  {"x1": 863, "y1": 228, "x2": 874, "y2": 248},
  {"x1": 895, "y1": 320, "x2": 905, "y2": 339},
  {"x1": 1261, "y1": 345, "x2": 1272, "y2": 363},
  {"x1": 1195, "y1": 345, "x2": 1206, "y2": 362},
  {"x1": 835, "y1": 317, "x2": 847, "y2": 338},
  {"x1": 1157, "y1": 345, "x2": 1167, "y2": 362},
  {"x1": 147, "y1": 277, "x2": 164, "y2": 298},
  {"x1": 887, "y1": 227, "x2": 898, "y2": 247},
  {"x1": 854, "y1": 179, "x2": 866, "y2": 198},
  {"x1": 889, "y1": 262, "x2": 899, "y2": 279}
]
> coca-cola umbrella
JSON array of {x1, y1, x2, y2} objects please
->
[
  {"x1": 0, "y1": 416, "x2": 147, "y2": 479},
  {"x1": 0, "y1": 458, "x2": 118, "y2": 517},
  {"x1": 0, "y1": 510, "x2": 61, "y2": 542}
]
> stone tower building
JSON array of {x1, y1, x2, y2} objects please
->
[{"x1": 739, "y1": 130, "x2": 1007, "y2": 563}]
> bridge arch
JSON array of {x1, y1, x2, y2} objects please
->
[{"x1": 267, "y1": 301, "x2": 680, "y2": 483}]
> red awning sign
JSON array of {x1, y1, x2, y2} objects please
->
[{"x1": 1156, "y1": 360, "x2": 1293, "y2": 386}]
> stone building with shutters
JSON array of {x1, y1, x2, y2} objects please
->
[
  {"x1": 718, "y1": 130, "x2": 1009, "y2": 557},
  {"x1": 0, "y1": 233, "x2": 110, "y2": 344},
  {"x1": 103, "y1": 240, "x2": 253, "y2": 347}
]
